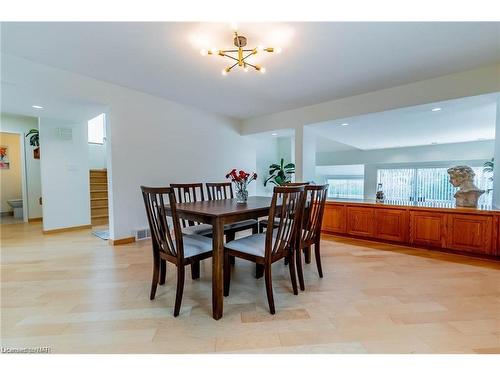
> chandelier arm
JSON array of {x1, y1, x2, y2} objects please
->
[
  {"x1": 243, "y1": 61, "x2": 258, "y2": 69},
  {"x1": 242, "y1": 52, "x2": 257, "y2": 61},
  {"x1": 223, "y1": 54, "x2": 240, "y2": 62},
  {"x1": 227, "y1": 61, "x2": 239, "y2": 71}
]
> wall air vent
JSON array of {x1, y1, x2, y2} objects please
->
[{"x1": 135, "y1": 228, "x2": 151, "y2": 241}]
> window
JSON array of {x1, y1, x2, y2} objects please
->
[
  {"x1": 326, "y1": 177, "x2": 364, "y2": 199},
  {"x1": 377, "y1": 166, "x2": 493, "y2": 206},
  {"x1": 88, "y1": 113, "x2": 106, "y2": 144}
]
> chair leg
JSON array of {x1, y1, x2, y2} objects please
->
[
  {"x1": 304, "y1": 246, "x2": 312, "y2": 264},
  {"x1": 314, "y1": 240, "x2": 323, "y2": 278},
  {"x1": 296, "y1": 246, "x2": 305, "y2": 291},
  {"x1": 226, "y1": 232, "x2": 236, "y2": 266},
  {"x1": 288, "y1": 252, "x2": 298, "y2": 295},
  {"x1": 150, "y1": 254, "x2": 160, "y2": 300},
  {"x1": 224, "y1": 251, "x2": 231, "y2": 297},
  {"x1": 191, "y1": 260, "x2": 200, "y2": 280},
  {"x1": 264, "y1": 265, "x2": 276, "y2": 314},
  {"x1": 258, "y1": 222, "x2": 265, "y2": 233},
  {"x1": 255, "y1": 264, "x2": 264, "y2": 279},
  {"x1": 173, "y1": 266, "x2": 185, "y2": 317},
  {"x1": 159, "y1": 259, "x2": 166, "y2": 285},
  {"x1": 252, "y1": 224, "x2": 258, "y2": 234}
]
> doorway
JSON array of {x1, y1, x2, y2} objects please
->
[{"x1": 0, "y1": 132, "x2": 26, "y2": 224}]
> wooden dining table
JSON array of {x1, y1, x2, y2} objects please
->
[{"x1": 173, "y1": 196, "x2": 274, "y2": 320}]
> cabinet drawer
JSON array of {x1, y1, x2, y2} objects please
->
[
  {"x1": 375, "y1": 208, "x2": 408, "y2": 242},
  {"x1": 322, "y1": 204, "x2": 346, "y2": 233},
  {"x1": 346, "y1": 206, "x2": 375, "y2": 237},
  {"x1": 447, "y1": 214, "x2": 493, "y2": 255},
  {"x1": 410, "y1": 211, "x2": 446, "y2": 248}
]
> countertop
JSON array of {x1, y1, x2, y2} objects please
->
[{"x1": 325, "y1": 198, "x2": 499, "y2": 213}]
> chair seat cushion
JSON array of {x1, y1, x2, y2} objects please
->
[
  {"x1": 225, "y1": 233, "x2": 267, "y2": 258},
  {"x1": 180, "y1": 234, "x2": 213, "y2": 258},
  {"x1": 181, "y1": 223, "x2": 213, "y2": 236},
  {"x1": 259, "y1": 218, "x2": 280, "y2": 227},
  {"x1": 228, "y1": 219, "x2": 258, "y2": 231}
]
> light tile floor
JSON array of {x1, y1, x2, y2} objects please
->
[{"x1": 1, "y1": 222, "x2": 499, "y2": 354}]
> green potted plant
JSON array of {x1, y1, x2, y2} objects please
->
[
  {"x1": 264, "y1": 158, "x2": 295, "y2": 186},
  {"x1": 26, "y1": 128, "x2": 40, "y2": 159}
]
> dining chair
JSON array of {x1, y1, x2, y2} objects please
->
[
  {"x1": 255, "y1": 182, "x2": 311, "y2": 278},
  {"x1": 295, "y1": 184, "x2": 329, "y2": 291},
  {"x1": 223, "y1": 186, "x2": 305, "y2": 314},
  {"x1": 258, "y1": 182, "x2": 311, "y2": 233},
  {"x1": 141, "y1": 186, "x2": 213, "y2": 317},
  {"x1": 170, "y1": 183, "x2": 213, "y2": 236}
]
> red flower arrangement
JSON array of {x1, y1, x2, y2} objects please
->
[
  {"x1": 225, "y1": 169, "x2": 257, "y2": 185},
  {"x1": 226, "y1": 169, "x2": 257, "y2": 203}
]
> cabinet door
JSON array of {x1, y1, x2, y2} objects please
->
[
  {"x1": 321, "y1": 204, "x2": 346, "y2": 233},
  {"x1": 409, "y1": 211, "x2": 446, "y2": 248},
  {"x1": 447, "y1": 214, "x2": 493, "y2": 255},
  {"x1": 346, "y1": 206, "x2": 375, "y2": 237},
  {"x1": 375, "y1": 208, "x2": 408, "y2": 243}
]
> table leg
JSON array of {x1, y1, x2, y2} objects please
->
[{"x1": 212, "y1": 217, "x2": 224, "y2": 320}]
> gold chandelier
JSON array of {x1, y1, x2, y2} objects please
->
[{"x1": 200, "y1": 29, "x2": 281, "y2": 75}]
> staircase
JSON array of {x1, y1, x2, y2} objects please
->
[{"x1": 90, "y1": 169, "x2": 108, "y2": 225}]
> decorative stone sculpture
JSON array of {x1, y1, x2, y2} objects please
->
[{"x1": 447, "y1": 166, "x2": 485, "y2": 208}]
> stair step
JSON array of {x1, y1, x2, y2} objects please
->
[
  {"x1": 91, "y1": 199, "x2": 108, "y2": 208},
  {"x1": 90, "y1": 182, "x2": 107, "y2": 188},
  {"x1": 91, "y1": 207, "x2": 108, "y2": 216},
  {"x1": 91, "y1": 214, "x2": 109, "y2": 219},
  {"x1": 90, "y1": 176, "x2": 107, "y2": 183}
]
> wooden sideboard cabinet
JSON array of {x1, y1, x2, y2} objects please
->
[
  {"x1": 409, "y1": 211, "x2": 447, "y2": 248},
  {"x1": 321, "y1": 200, "x2": 500, "y2": 260}
]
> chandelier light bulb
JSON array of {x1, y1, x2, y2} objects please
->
[
  {"x1": 257, "y1": 45, "x2": 264, "y2": 51},
  {"x1": 275, "y1": 47, "x2": 282, "y2": 54},
  {"x1": 200, "y1": 49, "x2": 208, "y2": 56},
  {"x1": 243, "y1": 66, "x2": 249, "y2": 72},
  {"x1": 210, "y1": 47, "x2": 218, "y2": 55},
  {"x1": 260, "y1": 67, "x2": 266, "y2": 74},
  {"x1": 222, "y1": 68, "x2": 230, "y2": 76}
]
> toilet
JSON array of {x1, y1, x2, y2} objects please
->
[{"x1": 7, "y1": 199, "x2": 23, "y2": 219}]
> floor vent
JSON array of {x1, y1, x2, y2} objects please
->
[{"x1": 135, "y1": 228, "x2": 151, "y2": 241}]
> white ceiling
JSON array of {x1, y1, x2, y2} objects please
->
[
  {"x1": 310, "y1": 93, "x2": 498, "y2": 151},
  {"x1": 1, "y1": 22, "x2": 499, "y2": 119}
]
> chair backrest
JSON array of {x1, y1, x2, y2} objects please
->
[
  {"x1": 141, "y1": 186, "x2": 185, "y2": 262},
  {"x1": 300, "y1": 184, "x2": 329, "y2": 246},
  {"x1": 170, "y1": 183, "x2": 205, "y2": 227},
  {"x1": 265, "y1": 186, "x2": 306, "y2": 260},
  {"x1": 206, "y1": 182, "x2": 234, "y2": 200}
]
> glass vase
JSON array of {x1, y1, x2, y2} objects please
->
[{"x1": 235, "y1": 186, "x2": 248, "y2": 204}]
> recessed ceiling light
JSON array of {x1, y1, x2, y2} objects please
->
[
  {"x1": 431, "y1": 107, "x2": 442, "y2": 112},
  {"x1": 32, "y1": 105, "x2": 43, "y2": 109},
  {"x1": 341, "y1": 123, "x2": 349, "y2": 126},
  {"x1": 271, "y1": 133, "x2": 278, "y2": 136}
]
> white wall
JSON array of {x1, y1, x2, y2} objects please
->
[
  {"x1": 39, "y1": 118, "x2": 90, "y2": 231},
  {"x1": 316, "y1": 140, "x2": 495, "y2": 166},
  {"x1": 241, "y1": 64, "x2": 500, "y2": 135},
  {"x1": 492, "y1": 95, "x2": 500, "y2": 208},
  {"x1": 253, "y1": 137, "x2": 278, "y2": 196},
  {"x1": 88, "y1": 142, "x2": 107, "y2": 170},
  {"x1": 3, "y1": 55, "x2": 257, "y2": 239},
  {"x1": 0, "y1": 113, "x2": 42, "y2": 219}
]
